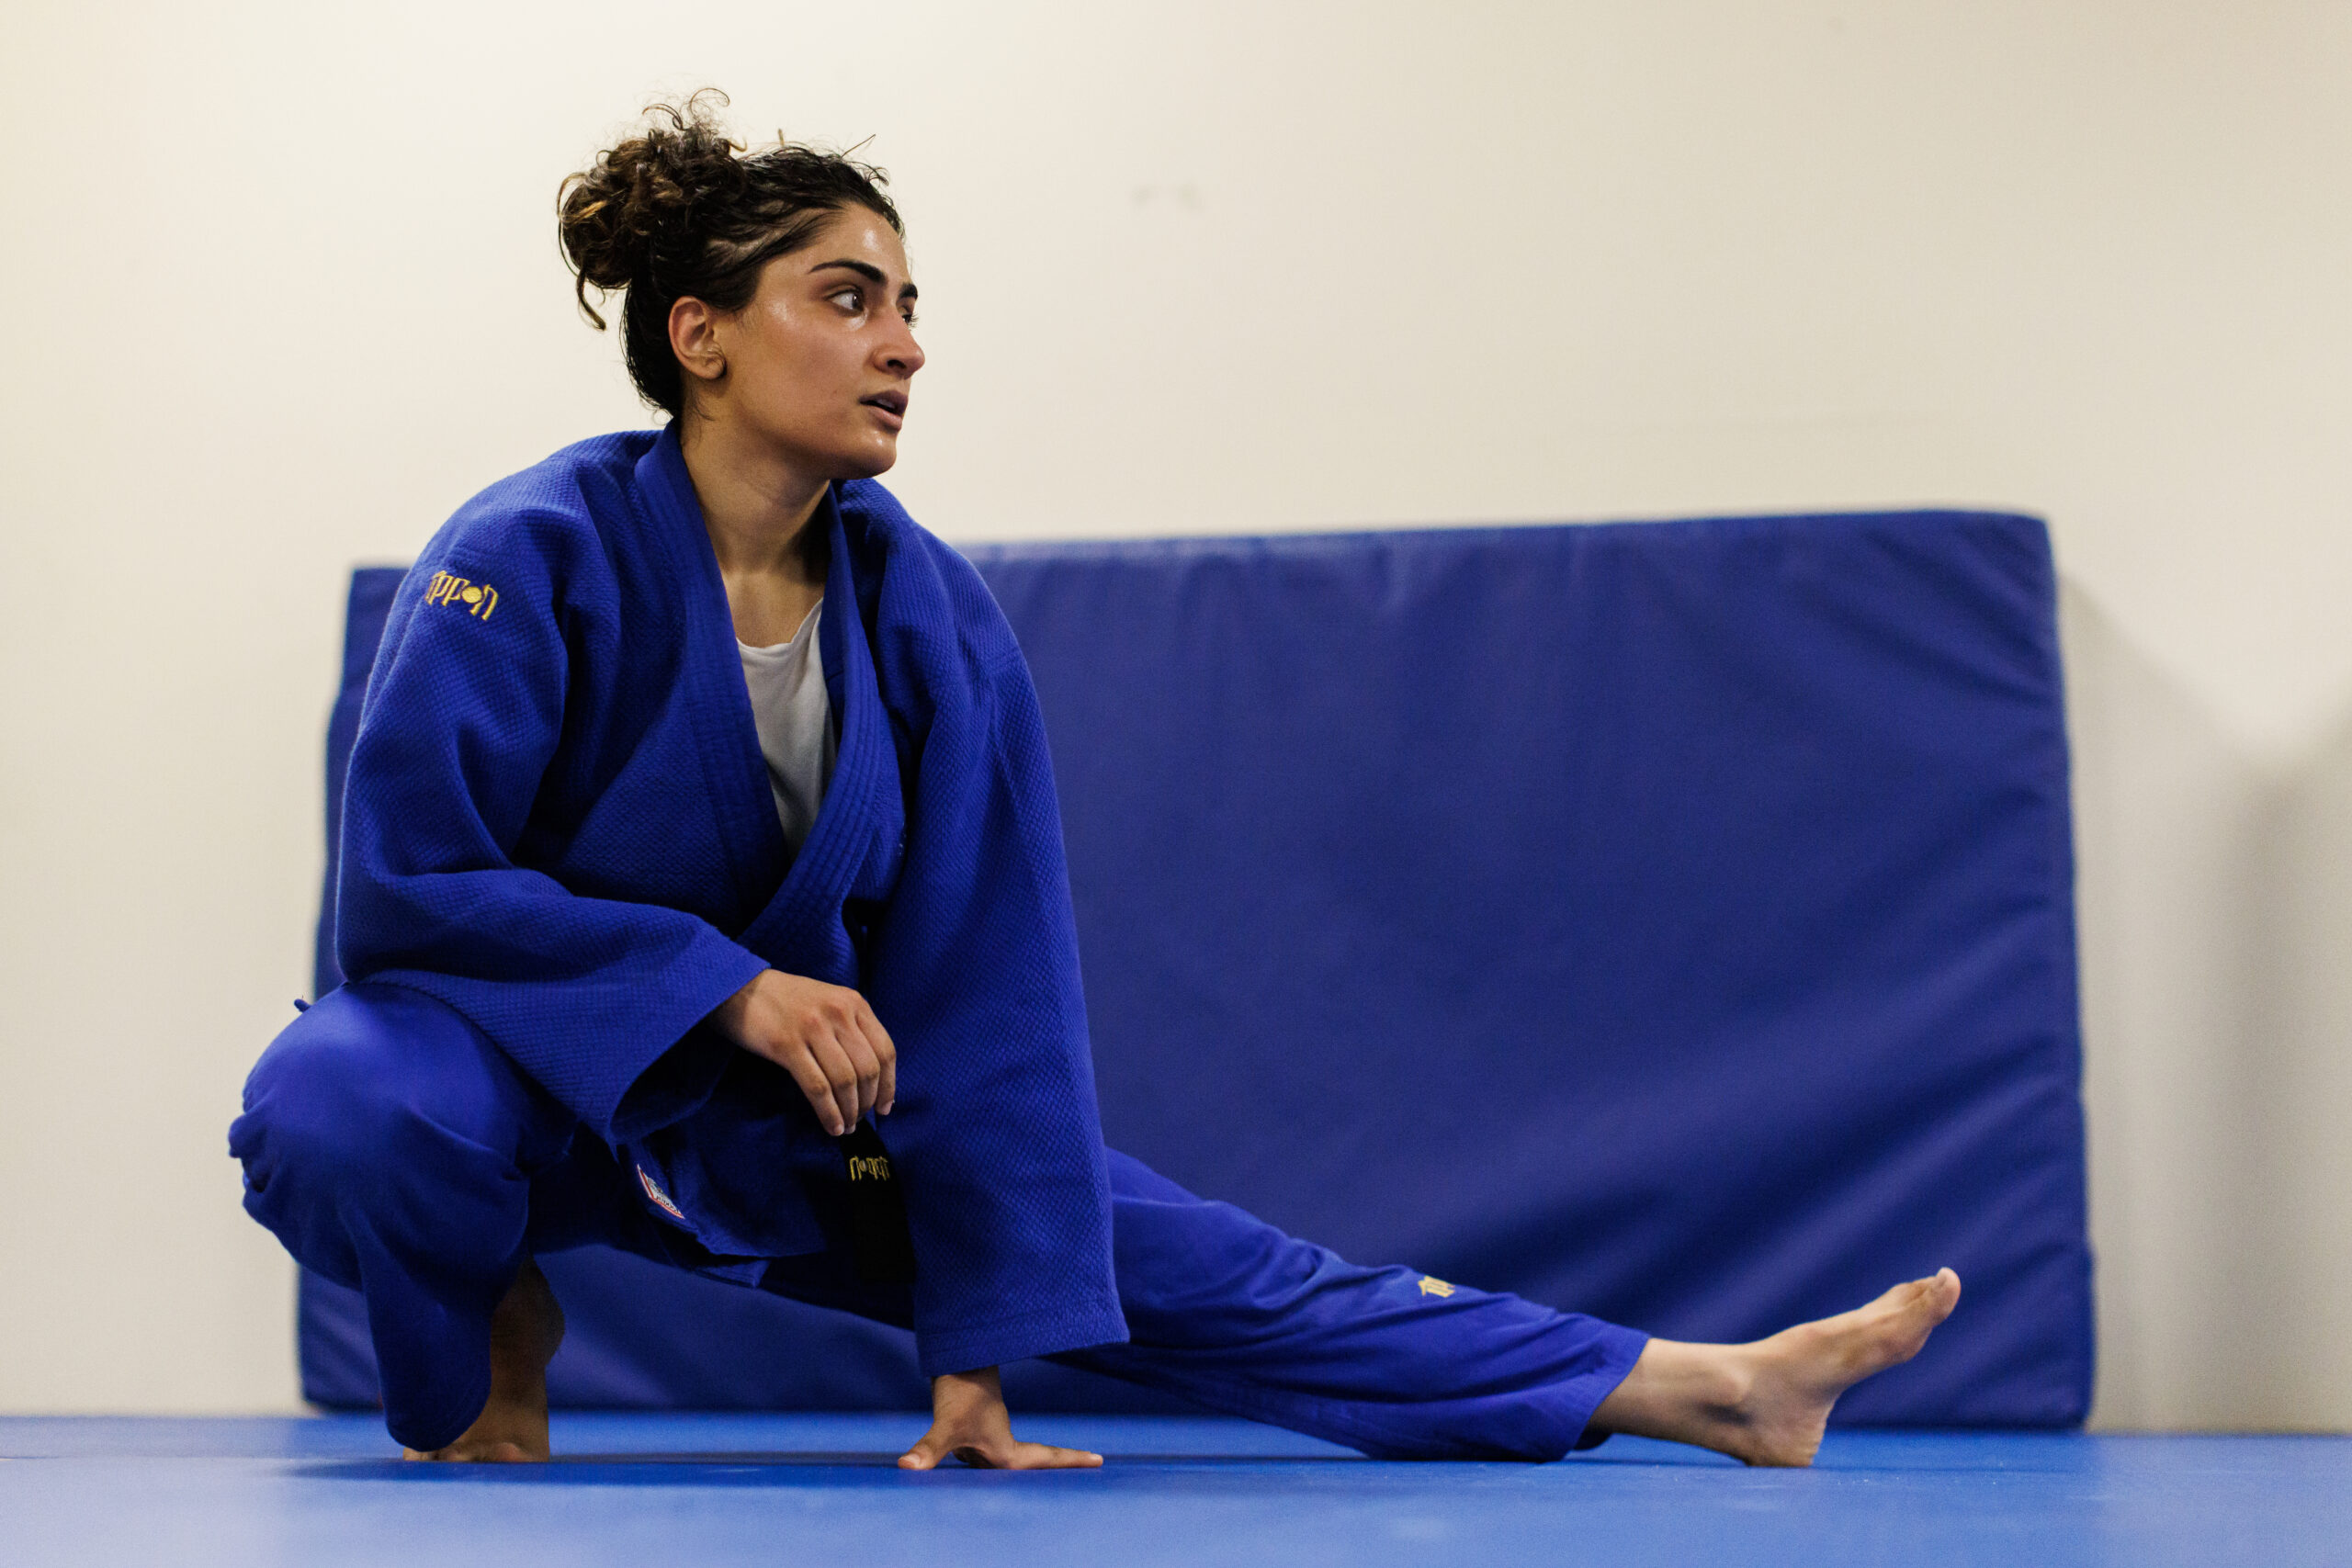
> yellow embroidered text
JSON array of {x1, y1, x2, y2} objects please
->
[
  {"x1": 425, "y1": 571, "x2": 499, "y2": 620},
  {"x1": 1418, "y1": 1276, "x2": 1456, "y2": 1298},
  {"x1": 847, "y1": 1156, "x2": 894, "y2": 1182}
]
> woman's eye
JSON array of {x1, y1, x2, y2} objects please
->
[
  {"x1": 901, "y1": 310, "x2": 919, "y2": 327},
  {"x1": 831, "y1": 288, "x2": 864, "y2": 312}
]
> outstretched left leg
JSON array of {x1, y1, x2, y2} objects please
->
[
  {"x1": 1062, "y1": 1151, "x2": 1962, "y2": 1465},
  {"x1": 1055, "y1": 1152, "x2": 1649, "y2": 1461}
]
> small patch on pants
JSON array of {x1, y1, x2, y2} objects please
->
[{"x1": 637, "y1": 1165, "x2": 686, "y2": 1221}]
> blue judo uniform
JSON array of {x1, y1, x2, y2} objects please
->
[{"x1": 230, "y1": 426, "x2": 1646, "y2": 1459}]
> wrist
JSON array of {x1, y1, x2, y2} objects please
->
[
  {"x1": 932, "y1": 1366, "x2": 1002, "y2": 1405},
  {"x1": 707, "y1": 971, "x2": 765, "y2": 1045}
]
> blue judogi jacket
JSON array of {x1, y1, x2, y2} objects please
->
[{"x1": 337, "y1": 424, "x2": 1127, "y2": 1377}]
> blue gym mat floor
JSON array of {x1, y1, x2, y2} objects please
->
[{"x1": 4, "y1": 1414, "x2": 2345, "y2": 1567}]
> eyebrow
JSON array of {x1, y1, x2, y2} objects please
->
[{"x1": 808, "y1": 258, "x2": 919, "y2": 299}]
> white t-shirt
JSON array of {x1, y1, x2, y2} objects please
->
[{"x1": 737, "y1": 603, "x2": 838, "y2": 853}]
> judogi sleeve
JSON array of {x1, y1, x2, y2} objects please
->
[
  {"x1": 865, "y1": 645, "x2": 1129, "y2": 1375},
  {"x1": 336, "y1": 516, "x2": 767, "y2": 1143}
]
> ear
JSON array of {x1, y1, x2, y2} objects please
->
[{"x1": 668, "y1": 296, "x2": 727, "y2": 387}]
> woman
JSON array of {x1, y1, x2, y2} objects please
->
[{"x1": 231, "y1": 96, "x2": 1958, "y2": 1471}]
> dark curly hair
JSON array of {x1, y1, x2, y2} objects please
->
[{"x1": 559, "y1": 90, "x2": 903, "y2": 417}]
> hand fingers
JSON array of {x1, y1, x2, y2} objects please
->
[
  {"x1": 775, "y1": 1043, "x2": 850, "y2": 1137},
  {"x1": 729, "y1": 975, "x2": 895, "y2": 1127},
  {"x1": 804, "y1": 1032, "x2": 865, "y2": 1136},
  {"x1": 895, "y1": 1437, "x2": 1102, "y2": 1471},
  {"x1": 1007, "y1": 1442, "x2": 1103, "y2": 1470},
  {"x1": 897, "y1": 1432, "x2": 951, "y2": 1471},
  {"x1": 858, "y1": 1001, "x2": 898, "y2": 1116},
  {"x1": 831, "y1": 1017, "x2": 886, "y2": 1124}
]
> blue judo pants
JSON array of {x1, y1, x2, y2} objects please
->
[{"x1": 231, "y1": 983, "x2": 1647, "y2": 1460}]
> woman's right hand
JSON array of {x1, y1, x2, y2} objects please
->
[{"x1": 707, "y1": 970, "x2": 896, "y2": 1136}]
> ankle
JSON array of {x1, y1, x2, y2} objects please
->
[
  {"x1": 488, "y1": 1261, "x2": 565, "y2": 1374},
  {"x1": 1592, "y1": 1339, "x2": 1758, "y2": 1443},
  {"x1": 1706, "y1": 1346, "x2": 1762, "y2": 1418}
]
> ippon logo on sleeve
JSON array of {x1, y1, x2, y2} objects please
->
[
  {"x1": 1417, "y1": 1276, "x2": 1456, "y2": 1298},
  {"x1": 424, "y1": 571, "x2": 500, "y2": 620}
]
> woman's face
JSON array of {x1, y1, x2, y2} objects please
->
[{"x1": 683, "y1": 204, "x2": 924, "y2": 479}]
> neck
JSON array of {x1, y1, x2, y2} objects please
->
[{"x1": 677, "y1": 405, "x2": 831, "y2": 580}]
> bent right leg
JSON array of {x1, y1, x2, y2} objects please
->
[{"x1": 229, "y1": 983, "x2": 578, "y2": 1454}]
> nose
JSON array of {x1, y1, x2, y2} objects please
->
[{"x1": 877, "y1": 318, "x2": 925, "y2": 378}]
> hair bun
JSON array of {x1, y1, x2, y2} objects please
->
[{"x1": 558, "y1": 91, "x2": 746, "y2": 324}]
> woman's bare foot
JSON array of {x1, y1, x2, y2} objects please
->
[
  {"x1": 1589, "y1": 1268, "x2": 1961, "y2": 1467},
  {"x1": 402, "y1": 1261, "x2": 566, "y2": 1463}
]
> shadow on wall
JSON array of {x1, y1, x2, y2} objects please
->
[
  {"x1": 2063, "y1": 583, "x2": 2352, "y2": 1432},
  {"x1": 2262, "y1": 703, "x2": 2352, "y2": 1427}
]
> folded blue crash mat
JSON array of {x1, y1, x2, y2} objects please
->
[{"x1": 300, "y1": 507, "x2": 2089, "y2": 1427}]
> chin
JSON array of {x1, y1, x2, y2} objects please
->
[
  {"x1": 831, "y1": 443, "x2": 899, "y2": 481},
  {"x1": 832, "y1": 451, "x2": 893, "y2": 481}
]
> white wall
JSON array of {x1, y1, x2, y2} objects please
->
[
  {"x1": 1, "y1": 1, "x2": 2345, "y2": 1423},
  {"x1": 2064, "y1": 595, "x2": 2352, "y2": 1431},
  {"x1": 2065, "y1": 588, "x2": 2284, "y2": 1428}
]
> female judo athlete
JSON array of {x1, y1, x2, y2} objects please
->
[{"x1": 229, "y1": 96, "x2": 1960, "y2": 1471}]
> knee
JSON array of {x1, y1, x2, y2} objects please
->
[
  {"x1": 231, "y1": 984, "x2": 569, "y2": 1292},
  {"x1": 232, "y1": 988, "x2": 418, "y2": 1195},
  {"x1": 230, "y1": 982, "x2": 552, "y2": 1202}
]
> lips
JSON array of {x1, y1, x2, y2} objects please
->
[{"x1": 861, "y1": 390, "x2": 908, "y2": 425}]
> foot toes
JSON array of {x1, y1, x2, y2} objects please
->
[{"x1": 1915, "y1": 1269, "x2": 1962, "y2": 1323}]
